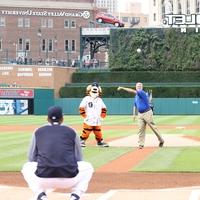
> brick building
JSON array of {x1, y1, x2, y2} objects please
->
[{"x1": 0, "y1": 0, "x2": 97, "y2": 66}]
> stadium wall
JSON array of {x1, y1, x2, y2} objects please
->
[
  {"x1": 55, "y1": 98, "x2": 200, "y2": 115},
  {"x1": 0, "y1": 64, "x2": 76, "y2": 97}
]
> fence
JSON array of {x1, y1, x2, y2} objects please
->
[
  {"x1": 55, "y1": 98, "x2": 200, "y2": 115},
  {"x1": 0, "y1": 49, "x2": 109, "y2": 69}
]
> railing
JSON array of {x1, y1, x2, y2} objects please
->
[{"x1": 0, "y1": 49, "x2": 109, "y2": 69}]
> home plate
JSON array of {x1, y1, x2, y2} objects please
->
[{"x1": 109, "y1": 134, "x2": 200, "y2": 147}]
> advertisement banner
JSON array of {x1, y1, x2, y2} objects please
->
[
  {"x1": 0, "y1": 89, "x2": 34, "y2": 98},
  {"x1": 0, "y1": 99, "x2": 28, "y2": 115}
]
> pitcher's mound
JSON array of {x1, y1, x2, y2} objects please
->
[{"x1": 109, "y1": 134, "x2": 200, "y2": 147}]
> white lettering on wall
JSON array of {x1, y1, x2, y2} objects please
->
[
  {"x1": 38, "y1": 68, "x2": 53, "y2": 72},
  {"x1": 1, "y1": 10, "x2": 90, "y2": 19},
  {"x1": 38, "y1": 73, "x2": 52, "y2": 76},
  {"x1": 17, "y1": 73, "x2": 33, "y2": 77},
  {"x1": 18, "y1": 68, "x2": 32, "y2": 71},
  {"x1": 0, "y1": 67, "x2": 13, "y2": 70},
  {"x1": 1, "y1": 72, "x2": 9, "y2": 76}
]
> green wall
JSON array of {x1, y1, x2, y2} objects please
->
[
  {"x1": 34, "y1": 89, "x2": 54, "y2": 115},
  {"x1": 55, "y1": 98, "x2": 200, "y2": 115}
]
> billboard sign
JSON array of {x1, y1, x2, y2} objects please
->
[{"x1": 0, "y1": 89, "x2": 34, "y2": 98}]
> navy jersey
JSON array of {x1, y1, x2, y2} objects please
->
[{"x1": 28, "y1": 123, "x2": 82, "y2": 178}]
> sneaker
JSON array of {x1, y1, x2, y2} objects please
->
[
  {"x1": 80, "y1": 139, "x2": 86, "y2": 147},
  {"x1": 37, "y1": 192, "x2": 47, "y2": 200},
  {"x1": 97, "y1": 140, "x2": 109, "y2": 147},
  {"x1": 70, "y1": 193, "x2": 80, "y2": 200},
  {"x1": 138, "y1": 145, "x2": 144, "y2": 149},
  {"x1": 159, "y1": 141, "x2": 164, "y2": 147}
]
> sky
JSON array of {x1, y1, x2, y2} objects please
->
[{"x1": 118, "y1": 0, "x2": 149, "y2": 14}]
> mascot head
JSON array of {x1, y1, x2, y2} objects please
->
[{"x1": 86, "y1": 82, "x2": 102, "y2": 98}]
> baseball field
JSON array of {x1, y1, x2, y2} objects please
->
[{"x1": 1, "y1": 114, "x2": 200, "y2": 200}]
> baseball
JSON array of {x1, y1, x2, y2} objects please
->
[{"x1": 136, "y1": 48, "x2": 141, "y2": 53}]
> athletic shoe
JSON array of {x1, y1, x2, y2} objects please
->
[
  {"x1": 37, "y1": 192, "x2": 47, "y2": 200},
  {"x1": 138, "y1": 145, "x2": 144, "y2": 149},
  {"x1": 70, "y1": 193, "x2": 80, "y2": 200},
  {"x1": 159, "y1": 141, "x2": 164, "y2": 147},
  {"x1": 80, "y1": 139, "x2": 86, "y2": 147},
  {"x1": 97, "y1": 140, "x2": 109, "y2": 147}
]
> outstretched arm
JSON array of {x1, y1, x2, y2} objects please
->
[{"x1": 117, "y1": 86, "x2": 136, "y2": 94}]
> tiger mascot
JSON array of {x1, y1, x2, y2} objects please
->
[{"x1": 79, "y1": 82, "x2": 109, "y2": 147}]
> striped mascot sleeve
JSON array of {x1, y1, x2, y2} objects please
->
[
  {"x1": 79, "y1": 107, "x2": 86, "y2": 118},
  {"x1": 101, "y1": 108, "x2": 107, "y2": 118}
]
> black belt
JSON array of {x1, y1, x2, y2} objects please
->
[{"x1": 139, "y1": 108, "x2": 151, "y2": 114}]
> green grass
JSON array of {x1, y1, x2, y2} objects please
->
[
  {"x1": 83, "y1": 147, "x2": 133, "y2": 169},
  {"x1": 133, "y1": 147, "x2": 200, "y2": 172},
  {"x1": 0, "y1": 115, "x2": 200, "y2": 172},
  {"x1": 0, "y1": 132, "x2": 31, "y2": 171}
]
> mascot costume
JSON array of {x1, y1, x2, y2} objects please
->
[{"x1": 79, "y1": 82, "x2": 109, "y2": 147}]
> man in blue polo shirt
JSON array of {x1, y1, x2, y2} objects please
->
[{"x1": 117, "y1": 82, "x2": 164, "y2": 149}]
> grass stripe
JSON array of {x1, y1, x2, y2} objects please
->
[
  {"x1": 83, "y1": 146, "x2": 133, "y2": 169},
  {"x1": 0, "y1": 115, "x2": 200, "y2": 172},
  {"x1": 133, "y1": 147, "x2": 200, "y2": 172}
]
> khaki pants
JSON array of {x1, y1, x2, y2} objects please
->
[{"x1": 137, "y1": 109, "x2": 164, "y2": 146}]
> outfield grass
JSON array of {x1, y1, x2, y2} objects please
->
[{"x1": 0, "y1": 115, "x2": 199, "y2": 172}]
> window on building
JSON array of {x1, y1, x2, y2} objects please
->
[
  {"x1": 71, "y1": 40, "x2": 76, "y2": 51},
  {"x1": 122, "y1": 17, "x2": 128, "y2": 23},
  {"x1": 18, "y1": 18, "x2": 23, "y2": 27},
  {"x1": 65, "y1": 40, "x2": 69, "y2": 51},
  {"x1": 0, "y1": 17, "x2": 5, "y2": 27},
  {"x1": 48, "y1": 19, "x2": 53, "y2": 28},
  {"x1": 24, "y1": 18, "x2": 30, "y2": 27},
  {"x1": 178, "y1": 0, "x2": 182, "y2": 14},
  {"x1": 18, "y1": 38, "x2": 23, "y2": 51},
  {"x1": 130, "y1": 17, "x2": 140, "y2": 26},
  {"x1": 153, "y1": 0, "x2": 156, "y2": 6},
  {"x1": 64, "y1": 20, "x2": 69, "y2": 28},
  {"x1": 48, "y1": 39, "x2": 53, "y2": 51},
  {"x1": 0, "y1": 38, "x2": 2, "y2": 51},
  {"x1": 162, "y1": 0, "x2": 165, "y2": 17},
  {"x1": 153, "y1": 13, "x2": 156, "y2": 21},
  {"x1": 163, "y1": 0, "x2": 173, "y2": 16},
  {"x1": 197, "y1": 0, "x2": 200, "y2": 13},
  {"x1": 41, "y1": 19, "x2": 47, "y2": 28},
  {"x1": 25, "y1": 39, "x2": 30, "y2": 51},
  {"x1": 41, "y1": 19, "x2": 53, "y2": 28},
  {"x1": 42, "y1": 39, "x2": 46, "y2": 51},
  {"x1": 71, "y1": 20, "x2": 76, "y2": 28},
  {"x1": 18, "y1": 18, "x2": 30, "y2": 27},
  {"x1": 186, "y1": 0, "x2": 190, "y2": 14}
]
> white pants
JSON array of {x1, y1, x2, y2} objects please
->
[{"x1": 21, "y1": 161, "x2": 94, "y2": 199}]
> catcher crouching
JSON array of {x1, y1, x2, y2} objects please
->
[{"x1": 79, "y1": 82, "x2": 109, "y2": 147}]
